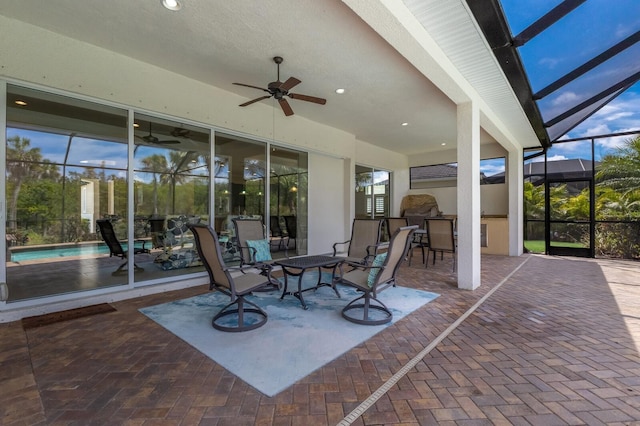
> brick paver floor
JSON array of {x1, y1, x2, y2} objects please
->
[{"x1": 1, "y1": 253, "x2": 639, "y2": 425}]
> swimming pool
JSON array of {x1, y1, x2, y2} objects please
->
[{"x1": 9, "y1": 242, "x2": 141, "y2": 262}]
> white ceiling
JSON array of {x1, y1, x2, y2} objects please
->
[{"x1": 0, "y1": 0, "x2": 535, "y2": 155}]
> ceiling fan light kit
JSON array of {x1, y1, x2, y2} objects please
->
[{"x1": 233, "y1": 56, "x2": 326, "y2": 117}]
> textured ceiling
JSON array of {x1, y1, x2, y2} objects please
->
[{"x1": 0, "y1": 0, "x2": 523, "y2": 155}]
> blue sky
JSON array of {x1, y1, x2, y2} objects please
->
[{"x1": 500, "y1": 0, "x2": 640, "y2": 162}]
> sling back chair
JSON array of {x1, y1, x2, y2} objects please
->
[
  {"x1": 385, "y1": 216, "x2": 426, "y2": 264},
  {"x1": 189, "y1": 224, "x2": 271, "y2": 332},
  {"x1": 425, "y1": 218, "x2": 456, "y2": 271},
  {"x1": 385, "y1": 217, "x2": 408, "y2": 241},
  {"x1": 338, "y1": 225, "x2": 417, "y2": 325},
  {"x1": 232, "y1": 218, "x2": 282, "y2": 289},
  {"x1": 269, "y1": 216, "x2": 289, "y2": 252},
  {"x1": 332, "y1": 218, "x2": 384, "y2": 265},
  {"x1": 96, "y1": 219, "x2": 149, "y2": 274},
  {"x1": 283, "y1": 215, "x2": 297, "y2": 251}
]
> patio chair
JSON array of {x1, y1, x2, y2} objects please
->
[
  {"x1": 387, "y1": 216, "x2": 425, "y2": 266},
  {"x1": 338, "y1": 225, "x2": 417, "y2": 325},
  {"x1": 425, "y1": 218, "x2": 456, "y2": 271},
  {"x1": 96, "y1": 219, "x2": 150, "y2": 274},
  {"x1": 232, "y1": 218, "x2": 281, "y2": 289},
  {"x1": 189, "y1": 224, "x2": 270, "y2": 332},
  {"x1": 332, "y1": 218, "x2": 384, "y2": 265},
  {"x1": 283, "y1": 215, "x2": 297, "y2": 250},
  {"x1": 149, "y1": 217, "x2": 168, "y2": 249},
  {"x1": 269, "y1": 215, "x2": 289, "y2": 252},
  {"x1": 385, "y1": 217, "x2": 408, "y2": 240}
]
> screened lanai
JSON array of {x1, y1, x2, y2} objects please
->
[{"x1": 470, "y1": 0, "x2": 640, "y2": 258}]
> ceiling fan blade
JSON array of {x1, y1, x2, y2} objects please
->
[
  {"x1": 155, "y1": 140, "x2": 181, "y2": 145},
  {"x1": 233, "y1": 82, "x2": 269, "y2": 92},
  {"x1": 279, "y1": 98, "x2": 294, "y2": 116},
  {"x1": 171, "y1": 127, "x2": 190, "y2": 138},
  {"x1": 288, "y1": 93, "x2": 327, "y2": 105},
  {"x1": 239, "y1": 95, "x2": 271, "y2": 107},
  {"x1": 279, "y1": 77, "x2": 301, "y2": 92}
]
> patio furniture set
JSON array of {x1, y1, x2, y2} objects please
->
[{"x1": 188, "y1": 219, "x2": 420, "y2": 332}]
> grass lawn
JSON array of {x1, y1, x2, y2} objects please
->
[
  {"x1": 525, "y1": 240, "x2": 586, "y2": 253},
  {"x1": 525, "y1": 240, "x2": 545, "y2": 253}
]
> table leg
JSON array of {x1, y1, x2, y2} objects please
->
[
  {"x1": 313, "y1": 265, "x2": 341, "y2": 298},
  {"x1": 279, "y1": 266, "x2": 309, "y2": 310}
]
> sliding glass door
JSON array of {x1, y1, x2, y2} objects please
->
[
  {"x1": 355, "y1": 165, "x2": 390, "y2": 220},
  {"x1": 2, "y1": 83, "x2": 310, "y2": 304},
  {"x1": 355, "y1": 165, "x2": 391, "y2": 240},
  {"x1": 133, "y1": 114, "x2": 210, "y2": 281},
  {"x1": 270, "y1": 146, "x2": 308, "y2": 256},
  {"x1": 5, "y1": 85, "x2": 130, "y2": 300}
]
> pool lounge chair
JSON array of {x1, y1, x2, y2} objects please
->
[{"x1": 96, "y1": 219, "x2": 150, "y2": 274}]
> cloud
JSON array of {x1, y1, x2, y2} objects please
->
[
  {"x1": 546, "y1": 154, "x2": 568, "y2": 162},
  {"x1": 578, "y1": 123, "x2": 611, "y2": 138},
  {"x1": 538, "y1": 57, "x2": 561, "y2": 70},
  {"x1": 480, "y1": 164, "x2": 505, "y2": 176},
  {"x1": 567, "y1": 88, "x2": 640, "y2": 138},
  {"x1": 551, "y1": 91, "x2": 581, "y2": 107},
  {"x1": 531, "y1": 154, "x2": 568, "y2": 163},
  {"x1": 595, "y1": 129, "x2": 639, "y2": 151}
]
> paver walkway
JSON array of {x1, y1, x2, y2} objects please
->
[{"x1": 1, "y1": 254, "x2": 639, "y2": 425}]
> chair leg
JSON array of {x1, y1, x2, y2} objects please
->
[
  {"x1": 212, "y1": 296, "x2": 268, "y2": 332},
  {"x1": 113, "y1": 258, "x2": 144, "y2": 275},
  {"x1": 341, "y1": 292, "x2": 392, "y2": 325}
]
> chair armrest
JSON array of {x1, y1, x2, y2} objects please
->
[
  {"x1": 332, "y1": 240, "x2": 351, "y2": 256},
  {"x1": 364, "y1": 242, "x2": 388, "y2": 263},
  {"x1": 338, "y1": 260, "x2": 385, "y2": 277},
  {"x1": 134, "y1": 239, "x2": 150, "y2": 253},
  {"x1": 226, "y1": 264, "x2": 264, "y2": 274}
]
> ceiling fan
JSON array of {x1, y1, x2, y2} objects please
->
[
  {"x1": 136, "y1": 122, "x2": 180, "y2": 145},
  {"x1": 170, "y1": 127, "x2": 191, "y2": 138},
  {"x1": 233, "y1": 56, "x2": 327, "y2": 117}
]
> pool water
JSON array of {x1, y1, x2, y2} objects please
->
[{"x1": 10, "y1": 243, "x2": 140, "y2": 262}]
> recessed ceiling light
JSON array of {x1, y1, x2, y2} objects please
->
[
  {"x1": 441, "y1": 142, "x2": 446, "y2": 146},
  {"x1": 401, "y1": 122, "x2": 409, "y2": 126},
  {"x1": 14, "y1": 100, "x2": 27, "y2": 106},
  {"x1": 335, "y1": 88, "x2": 345, "y2": 94},
  {"x1": 161, "y1": 0, "x2": 182, "y2": 11}
]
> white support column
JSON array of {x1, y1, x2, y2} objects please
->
[
  {"x1": 508, "y1": 147, "x2": 524, "y2": 256},
  {"x1": 456, "y1": 102, "x2": 481, "y2": 290}
]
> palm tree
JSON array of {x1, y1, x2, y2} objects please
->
[
  {"x1": 161, "y1": 151, "x2": 201, "y2": 214},
  {"x1": 6, "y1": 136, "x2": 59, "y2": 231},
  {"x1": 139, "y1": 154, "x2": 168, "y2": 215},
  {"x1": 523, "y1": 181, "x2": 544, "y2": 219},
  {"x1": 596, "y1": 135, "x2": 640, "y2": 194}
]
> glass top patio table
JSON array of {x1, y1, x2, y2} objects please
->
[{"x1": 274, "y1": 255, "x2": 344, "y2": 310}]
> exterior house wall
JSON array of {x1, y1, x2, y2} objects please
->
[{"x1": 0, "y1": 16, "x2": 405, "y2": 252}]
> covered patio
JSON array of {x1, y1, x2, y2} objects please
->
[
  {"x1": 1, "y1": 0, "x2": 639, "y2": 423},
  {"x1": 2, "y1": 253, "x2": 639, "y2": 424}
]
